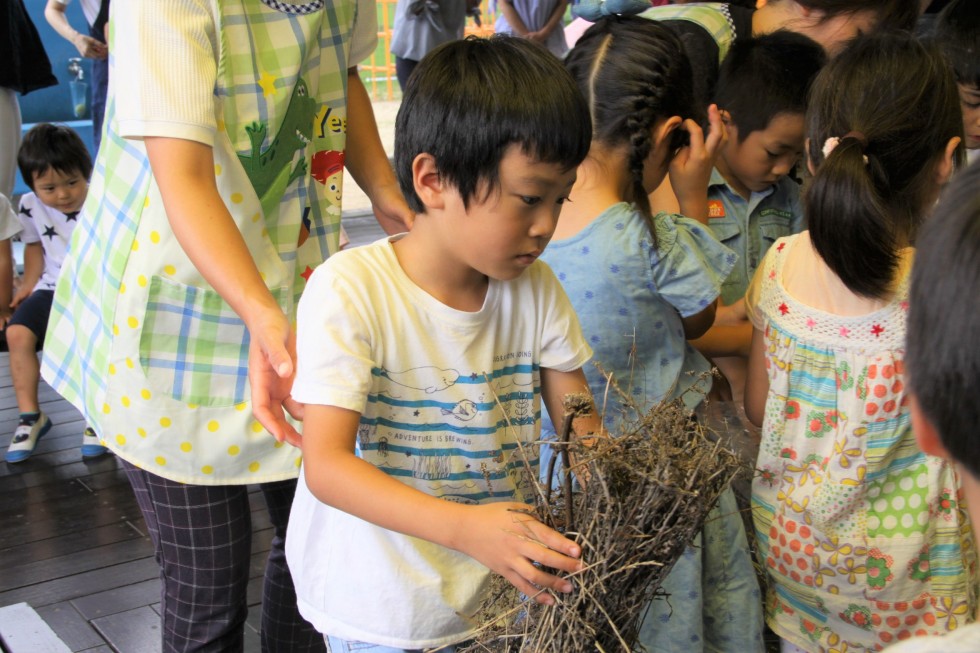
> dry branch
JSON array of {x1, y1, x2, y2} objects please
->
[{"x1": 457, "y1": 376, "x2": 741, "y2": 653}]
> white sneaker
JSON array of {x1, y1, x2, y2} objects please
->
[
  {"x1": 5, "y1": 413, "x2": 52, "y2": 463},
  {"x1": 81, "y1": 426, "x2": 109, "y2": 459}
]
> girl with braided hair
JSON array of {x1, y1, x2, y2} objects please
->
[
  {"x1": 539, "y1": 15, "x2": 764, "y2": 652},
  {"x1": 745, "y1": 32, "x2": 976, "y2": 652}
]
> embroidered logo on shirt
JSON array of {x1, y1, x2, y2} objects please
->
[{"x1": 707, "y1": 200, "x2": 725, "y2": 219}]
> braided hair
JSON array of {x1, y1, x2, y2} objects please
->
[{"x1": 564, "y1": 16, "x2": 697, "y2": 243}]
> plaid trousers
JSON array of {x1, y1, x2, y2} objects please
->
[{"x1": 124, "y1": 461, "x2": 326, "y2": 653}]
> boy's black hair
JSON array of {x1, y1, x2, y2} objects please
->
[
  {"x1": 17, "y1": 123, "x2": 93, "y2": 191},
  {"x1": 714, "y1": 30, "x2": 826, "y2": 142},
  {"x1": 907, "y1": 161, "x2": 980, "y2": 478},
  {"x1": 933, "y1": 0, "x2": 980, "y2": 88},
  {"x1": 394, "y1": 36, "x2": 591, "y2": 214},
  {"x1": 805, "y1": 32, "x2": 963, "y2": 299},
  {"x1": 564, "y1": 16, "x2": 695, "y2": 233}
]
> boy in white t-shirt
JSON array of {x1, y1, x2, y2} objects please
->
[
  {"x1": 4, "y1": 124, "x2": 105, "y2": 463},
  {"x1": 286, "y1": 36, "x2": 601, "y2": 651}
]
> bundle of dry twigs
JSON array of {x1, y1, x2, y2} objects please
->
[{"x1": 457, "y1": 385, "x2": 741, "y2": 653}]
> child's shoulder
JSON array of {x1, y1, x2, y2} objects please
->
[{"x1": 16, "y1": 192, "x2": 40, "y2": 212}]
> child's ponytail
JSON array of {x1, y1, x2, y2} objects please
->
[
  {"x1": 806, "y1": 132, "x2": 896, "y2": 298},
  {"x1": 804, "y1": 33, "x2": 962, "y2": 299}
]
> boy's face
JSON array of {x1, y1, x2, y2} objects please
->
[
  {"x1": 441, "y1": 144, "x2": 576, "y2": 282},
  {"x1": 32, "y1": 167, "x2": 88, "y2": 215},
  {"x1": 958, "y1": 83, "x2": 980, "y2": 150},
  {"x1": 718, "y1": 112, "x2": 805, "y2": 199}
]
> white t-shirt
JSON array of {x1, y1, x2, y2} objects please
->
[
  {"x1": 287, "y1": 236, "x2": 591, "y2": 649},
  {"x1": 17, "y1": 193, "x2": 78, "y2": 291}
]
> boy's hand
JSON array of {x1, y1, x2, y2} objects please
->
[
  {"x1": 10, "y1": 284, "x2": 33, "y2": 309},
  {"x1": 0, "y1": 307, "x2": 11, "y2": 330},
  {"x1": 455, "y1": 502, "x2": 582, "y2": 605},
  {"x1": 669, "y1": 104, "x2": 727, "y2": 220},
  {"x1": 248, "y1": 310, "x2": 305, "y2": 447}
]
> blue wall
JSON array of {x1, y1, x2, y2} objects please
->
[{"x1": 13, "y1": 0, "x2": 97, "y2": 196}]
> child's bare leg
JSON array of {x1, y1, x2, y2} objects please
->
[{"x1": 6, "y1": 324, "x2": 40, "y2": 413}]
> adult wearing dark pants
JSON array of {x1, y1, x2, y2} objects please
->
[
  {"x1": 39, "y1": 1, "x2": 413, "y2": 651},
  {"x1": 45, "y1": 0, "x2": 109, "y2": 154},
  {"x1": 390, "y1": 0, "x2": 477, "y2": 91}
]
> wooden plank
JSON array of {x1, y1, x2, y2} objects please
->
[
  {"x1": 0, "y1": 602, "x2": 71, "y2": 652},
  {"x1": 71, "y1": 579, "x2": 160, "y2": 621},
  {"x1": 35, "y1": 601, "x2": 106, "y2": 652},
  {"x1": 90, "y1": 605, "x2": 161, "y2": 653},
  {"x1": 0, "y1": 522, "x2": 145, "y2": 575},
  {"x1": 0, "y1": 557, "x2": 160, "y2": 608},
  {"x1": 0, "y1": 536, "x2": 153, "y2": 594},
  {"x1": 0, "y1": 485, "x2": 143, "y2": 550}
]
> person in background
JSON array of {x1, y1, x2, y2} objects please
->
[
  {"x1": 745, "y1": 33, "x2": 976, "y2": 652},
  {"x1": 39, "y1": 0, "x2": 412, "y2": 650},
  {"x1": 493, "y1": 0, "x2": 570, "y2": 58},
  {"x1": 540, "y1": 16, "x2": 763, "y2": 651},
  {"x1": 390, "y1": 0, "x2": 480, "y2": 91},
  {"x1": 44, "y1": 0, "x2": 109, "y2": 154},
  {"x1": 691, "y1": 31, "x2": 825, "y2": 407},
  {"x1": 571, "y1": 0, "x2": 921, "y2": 219},
  {"x1": 932, "y1": 0, "x2": 979, "y2": 166},
  {"x1": 1, "y1": 0, "x2": 57, "y2": 199},
  {"x1": 3, "y1": 123, "x2": 106, "y2": 463},
  {"x1": 884, "y1": 165, "x2": 980, "y2": 651},
  {"x1": 0, "y1": 192, "x2": 22, "y2": 335}
]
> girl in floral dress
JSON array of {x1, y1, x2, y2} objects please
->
[{"x1": 745, "y1": 32, "x2": 978, "y2": 652}]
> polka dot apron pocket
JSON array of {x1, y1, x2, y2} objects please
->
[{"x1": 138, "y1": 276, "x2": 288, "y2": 407}]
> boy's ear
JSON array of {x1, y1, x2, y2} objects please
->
[
  {"x1": 412, "y1": 153, "x2": 445, "y2": 210},
  {"x1": 911, "y1": 395, "x2": 951, "y2": 460},
  {"x1": 935, "y1": 136, "x2": 961, "y2": 187}
]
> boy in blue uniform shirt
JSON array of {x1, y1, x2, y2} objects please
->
[{"x1": 693, "y1": 31, "x2": 825, "y2": 402}]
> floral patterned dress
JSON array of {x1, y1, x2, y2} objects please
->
[{"x1": 748, "y1": 235, "x2": 977, "y2": 652}]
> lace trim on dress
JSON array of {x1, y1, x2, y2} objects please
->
[{"x1": 758, "y1": 236, "x2": 909, "y2": 350}]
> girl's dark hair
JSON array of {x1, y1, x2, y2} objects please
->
[
  {"x1": 564, "y1": 16, "x2": 696, "y2": 233},
  {"x1": 795, "y1": 0, "x2": 919, "y2": 32},
  {"x1": 804, "y1": 32, "x2": 962, "y2": 299},
  {"x1": 17, "y1": 123, "x2": 93, "y2": 190},
  {"x1": 933, "y1": 0, "x2": 980, "y2": 88},
  {"x1": 394, "y1": 36, "x2": 592, "y2": 214}
]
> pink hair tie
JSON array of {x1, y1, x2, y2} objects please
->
[{"x1": 822, "y1": 132, "x2": 869, "y2": 164}]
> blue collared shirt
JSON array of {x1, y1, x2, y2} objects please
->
[{"x1": 706, "y1": 168, "x2": 804, "y2": 305}]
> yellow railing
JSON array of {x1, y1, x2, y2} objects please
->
[{"x1": 362, "y1": 0, "x2": 498, "y2": 101}]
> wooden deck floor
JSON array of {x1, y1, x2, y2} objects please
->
[{"x1": 0, "y1": 214, "x2": 387, "y2": 653}]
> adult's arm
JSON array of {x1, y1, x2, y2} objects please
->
[
  {"x1": 144, "y1": 137, "x2": 303, "y2": 445},
  {"x1": 343, "y1": 68, "x2": 414, "y2": 234},
  {"x1": 44, "y1": 0, "x2": 107, "y2": 59}
]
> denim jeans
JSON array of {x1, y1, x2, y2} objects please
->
[{"x1": 326, "y1": 636, "x2": 459, "y2": 653}]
